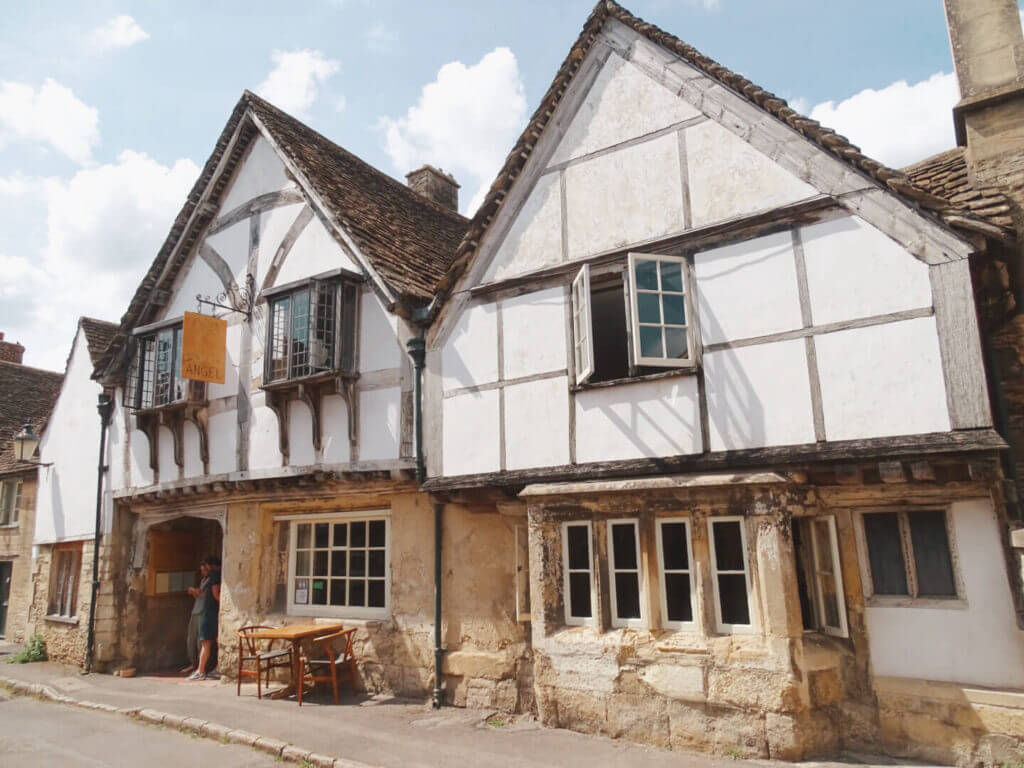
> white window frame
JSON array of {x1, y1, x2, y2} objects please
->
[
  {"x1": 571, "y1": 264, "x2": 594, "y2": 385},
  {"x1": 708, "y1": 516, "x2": 756, "y2": 634},
  {"x1": 627, "y1": 252, "x2": 695, "y2": 369},
  {"x1": 855, "y1": 506, "x2": 964, "y2": 607},
  {"x1": 0, "y1": 479, "x2": 21, "y2": 526},
  {"x1": 655, "y1": 518, "x2": 697, "y2": 631},
  {"x1": 806, "y1": 516, "x2": 848, "y2": 638},
  {"x1": 562, "y1": 521, "x2": 595, "y2": 627},
  {"x1": 285, "y1": 510, "x2": 391, "y2": 619},
  {"x1": 606, "y1": 518, "x2": 645, "y2": 629}
]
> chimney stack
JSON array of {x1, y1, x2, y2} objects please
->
[
  {"x1": 944, "y1": 0, "x2": 1024, "y2": 200},
  {"x1": 406, "y1": 165, "x2": 460, "y2": 212},
  {"x1": 0, "y1": 332, "x2": 25, "y2": 365}
]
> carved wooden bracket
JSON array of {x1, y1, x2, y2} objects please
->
[
  {"x1": 135, "y1": 413, "x2": 159, "y2": 472},
  {"x1": 133, "y1": 401, "x2": 209, "y2": 474},
  {"x1": 263, "y1": 373, "x2": 359, "y2": 465}
]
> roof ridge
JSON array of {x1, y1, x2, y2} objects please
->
[
  {"x1": 80, "y1": 316, "x2": 119, "y2": 328},
  {"x1": 243, "y1": 90, "x2": 469, "y2": 225}
]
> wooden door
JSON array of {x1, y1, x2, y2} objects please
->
[{"x1": 0, "y1": 561, "x2": 12, "y2": 638}]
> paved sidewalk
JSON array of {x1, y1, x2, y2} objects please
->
[{"x1": 0, "y1": 649, "x2": 928, "y2": 768}]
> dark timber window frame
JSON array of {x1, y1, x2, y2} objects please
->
[
  {"x1": 793, "y1": 516, "x2": 848, "y2": 637},
  {"x1": 126, "y1": 320, "x2": 206, "y2": 411},
  {"x1": 570, "y1": 252, "x2": 699, "y2": 388},
  {"x1": 857, "y1": 507, "x2": 962, "y2": 606},
  {"x1": 47, "y1": 542, "x2": 82, "y2": 620}
]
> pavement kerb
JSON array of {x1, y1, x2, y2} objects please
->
[{"x1": 0, "y1": 674, "x2": 381, "y2": 768}]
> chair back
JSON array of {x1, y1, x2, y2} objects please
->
[
  {"x1": 238, "y1": 625, "x2": 277, "y2": 656},
  {"x1": 312, "y1": 627, "x2": 356, "y2": 665}
]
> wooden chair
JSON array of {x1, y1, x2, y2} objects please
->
[
  {"x1": 298, "y1": 627, "x2": 357, "y2": 705},
  {"x1": 236, "y1": 625, "x2": 293, "y2": 700}
]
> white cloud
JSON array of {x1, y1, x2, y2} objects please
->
[
  {"x1": 0, "y1": 151, "x2": 199, "y2": 370},
  {"x1": 91, "y1": 15, "x2": 150, "y2": 51},
  {"x1": 256, "y1": 49, "x2": 340, "y2": 117},
  {"x1": 379, "y1": 47, "x2": 528, "y2": 215},
  {"x1": 366, "y1": 23, "x2": 398, "y2": 52},
  {"x1": 0, "y1": 79, "x2": 100, "y2": 165},
  {"x1": 806, "y1": 71, "x2": 959, "y2": 168}
]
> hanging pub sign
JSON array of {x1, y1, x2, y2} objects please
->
[{"x1": 181, "y1": 311, "x2": 227, "y2": 384}]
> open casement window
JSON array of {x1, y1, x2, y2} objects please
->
[
  {"x1": 126, "y1": 324, "x2": 205, "y2": 410},
  {"x1": 794, "y1": 517, "x2": 848, "y2": 637},
  {"x1": 656, "y1": 518, "x2": 696, "y2": 630},
  {"x1": 627, "y1": 253, "x2": 694, "y2": 368},
  {"x1": 562, "y1": 521, "x2": 595, "y2": 626},
  {"x1": 265, "y1": 278, "x2": 358, "y2": 385},
  {"x1": 571, "y1": 264, "x2": 595, "y2": 385},
  {"x1": 0, "y1": 480, "x2": 21, "y2": 526},
  {"x1": 286, "y1": 513, "x2": 390, "y2": 619},
  {"x1": 860, "y1": 508, "x2": 959, "y2": 602},
  {"x1": 607, "y1": 519, "x2": 644, "y2": 628},
  {"x1": 708, "y1": 517, "x2": 755, "y2": 633},
  {"x1": 48, "y1": 543, "x2": 82, "y2": 619}
]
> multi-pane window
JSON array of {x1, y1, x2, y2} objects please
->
[
  {"x1": 48, "y1": 544, "x2": 81, "y2": 618},
  {"x1": 861, "y1": 509, "x2": 958, "y2": 600},
  {"x1": 288, "y1": 514, "x2": 389, "y2": 618},
  {"x1": 0, "y1": 480, "x2": 21, "y2": 526},
  {"x1": 127, "y1": 324, "x2": 204, "y2": 409},
  {"x1": 571, "y1": 253, "x2": 694, "y2": 385},
  {"x1": 656, "y1": 519, "x2": 695, "y2": 629},
  {"x1": 793, "y1": 517, "x2": 848, "y2": 637},
  {"x1": 265, "y1": 278, "x2": 358, "y2": 384},
  {"x1": 709, "y1": 517, "x2": 753, "y2": 632},
  {"x1": 562, "y1": 522, "x2": 594, "y2": 626},
  {"x1": 607, "y1": 520, "x2": 643, "y2": 628}
]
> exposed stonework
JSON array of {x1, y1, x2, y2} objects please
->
[{"x1": 0, "y1": 473, "x2": 36, "y2": 643}]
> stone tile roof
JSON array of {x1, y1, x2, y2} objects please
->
[
  {"x1": 903, "y1": 148, "x2": 1017, "y2": 235},
  {"x1": 79, "y1": 317, "x2": 119, "y2": 367},
  {"x1": 434, "y1": 0, "x2": 1011, "y2": 302},
  {"x1": 98, "y1": 91, "x2": 468, "y2": 378},
  {"x1": 0, "y1": 360, "x2": 63, "y2": 475}
]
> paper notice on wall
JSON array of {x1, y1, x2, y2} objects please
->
[{"x1": 295, "y1": 586, "x2": 309, "y2": 605}]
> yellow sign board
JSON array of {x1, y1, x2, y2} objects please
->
[{"x1": 181, "y1": 311, "x2": 227, "y2": 384}]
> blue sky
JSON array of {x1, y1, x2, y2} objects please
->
[{"x1": 0, "y1": 1, "x2": 1013, "y2": 370}]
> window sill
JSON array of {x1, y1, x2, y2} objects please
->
[
  {"x1": 0, "y1": 523, "x2": 19, "y2": 530},
  {"x1": 865, "y1": 595, "x2": 967, "y2": 610},
  {"x1": 44, "y1": 615, "x2": 79, "y2": 626},
  {"x1": 262, "y1": 369, "x2": 356, "y2": 392},
  {"x1": 133, "y1": 399, "x2": 207, "y2": 415},
  {"x1": 571, "y1": 366, "x2": 697, "y2": 392}
]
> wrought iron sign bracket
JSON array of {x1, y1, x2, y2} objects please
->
[{"x1": 196, "y1": 272, "x2": 257, "y2": 317}]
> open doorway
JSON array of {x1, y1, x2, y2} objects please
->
[{"x1": 138, "y1": 516, "x2": 222, "y2": 673}]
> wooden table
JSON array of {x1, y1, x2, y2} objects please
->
[{"x1": 248, "y1": 622, "x2": 345, "y2": 701}]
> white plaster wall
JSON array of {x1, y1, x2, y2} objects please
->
[
  {"x1": 107, "y1": 389, "x2": 127, "y2": 492},
  {"x1": 207, "y1": 411, "x2": 237, "y2": 475},
  {"x1": 864, "y1": 499, "x2": 1024, "y2": 689},
  {"x1": 220, "y1": 135, "x2": 293, "y2": 213},
  {"x1": 34, "y1": 329, "x2": 106, "y2": 543},
  {"x1": 800, "y1": 216, "x2": 933, "y2": 325},
  {"x1": 255, "y1": 202, "x2": 305, "y2": 288},
  {"x1": 575, "y1": 376, "x2": 701, "y2": 464},
  {"x1": 695, "y1": 230, "x2": 803, "y2": 345},
  {"x1": 504, "y1": 377, "x2": 571, "y2": 470},
  {"x1": 359, "y1": 293, "x2": 400, "y2": 372},
  {"x1": 129, "y1": 425, "x2": 154, "y2": 487},
  {"x1": 816, "y1": 316, "x2": 951, "y2": 441},
  {"x1": 502, "y1": 287, "x2": 567, "y2": 380},
  {"x1": 483, "y1": 173, "x2": 563, "y2": 283},
  {"x1": 288, "y1": 400, "x2": 315, "y2": 466},
  {"x1": 358, "y1": 387, "x2": 400, "y2": 462},
  {"x1": 163, "y1": 256, "x2": 225, "y2": 320},
  {"x1": 687, "y1": 119, "x2": 816, "y2": 228},
  {"x1": 203, "y1": 219, "x2": 250, "y2": 287},
  {"x1": 442, "y1": 302, "x2": 498, "y2": 392},
  {"x1": 157, "y1": 426, "x2": 177, "y2": 482},
  {"x1": 183, "y1": 422, "x2": 203, "y2": 478},
  {"x1": 321, "y1": 394, "x2": 350, "y2": 464},
  {"x1": 248, "y1": 398, "x2": 282, "y2": 471},
  {"x1": 550, "y1": 52, "x2": 701, "y2": 165},
  {"x1": 443, "y1": 390, "x2": 500, "y2": 476},
  {"x1": 704, "y1": 339, "x2": 816, "y2": 451},
  {"x1": 272, "y1": 215, "x2": 358, "y2": 286},
  {"x1": 565, "y1": 133, "x2": 684, "y2": 259}
]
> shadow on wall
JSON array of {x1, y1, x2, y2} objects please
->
[{"x1": 47, "y1": 467, "x2": 67, "y2": 541}]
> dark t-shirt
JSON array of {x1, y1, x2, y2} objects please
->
[{"x1": 191, "y1": 571, "x2": 221, "y2": 616}]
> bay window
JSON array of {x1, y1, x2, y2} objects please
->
[{"x1": 127, "y1": 322, "x2": 205, "y2": 409}]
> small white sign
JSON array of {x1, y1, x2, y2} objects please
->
[{"x1": 295, "y1": 587, "x2": 309, "y2": 605}]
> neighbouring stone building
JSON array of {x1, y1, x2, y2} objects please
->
[{"x1": 0, "y1": 339, "x2": 63, "y2": 644}]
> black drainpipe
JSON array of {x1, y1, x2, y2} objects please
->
[
  {"x1": 431, "y1": 498, "x2": 445, "y2": 708},
  {"x1": 84, "y1": 392, "x2": 113, "y2": 674},
  {"x1": 406, "y1": 332, "x2": 426, "y2": 483}
]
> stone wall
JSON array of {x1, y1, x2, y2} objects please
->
[{"x1": 0, "y1": 473, "x2": 36, "y2": 643}]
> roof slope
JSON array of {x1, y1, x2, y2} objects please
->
[
  {"x1": 98, "y1": 92, "x2": 468, "y2": 377},
  {"x1": 434, "y1": 0, "x2": 1010, "y2": 301},
  {"x1": 0, "y1": 361, "x2": 63, "y2": 475},
  {"x1": 79, "y1": 317, "x2": 119, "y2": 367}
]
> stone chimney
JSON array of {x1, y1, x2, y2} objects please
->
[
  {"x1": 406, "y1": 165, "x2": 460, "y2": 212},
  {"x1": 944, "y1": 0, "x2": 1024, "y2": 201},
  {"x1": 0, "y1": 333, "x2": 24, "y2": 364}
]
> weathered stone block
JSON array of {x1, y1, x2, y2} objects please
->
[
  {"x1": 556, "y1": 690, "x2": 609, "y2": 735},
  {"x1": 465, "y1": 677, "x2": 497, "y2": 709},
  {"x1": 606, "y1": 692, "x2": 670, "y2": 748},
  {"x1": 443, "y1": 649, "x2": 515, "y2": 680},
  {"x1": 637, "y1": 662, "x2": 705, "y2": 702},
  {"x1": 809, "y1": 668, "x2": 841, "y2": 707},
  {"x1": 707, "y1": 666, "x2": 803, "y2": 713},
  {"x1": 765, "y1": 710, "x2": 838, "y2": 761},
  {"x1": 494, "y1": 678, "x2": 518, "y2": 713}
]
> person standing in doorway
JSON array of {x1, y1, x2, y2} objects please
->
[
  {"x1": 188, "y1": 555, "x2": 221, "y2": 681},
  {"x1": 182, "y1": 560, "x2": 210, "y2": 676}
]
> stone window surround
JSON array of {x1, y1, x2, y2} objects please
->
[{"x1": 853, "y1": 504, "x2": 967, "y2": 609}]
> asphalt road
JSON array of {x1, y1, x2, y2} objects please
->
[{"x1": 0, "y1": 690, "x2": 281, "y2": 768}]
